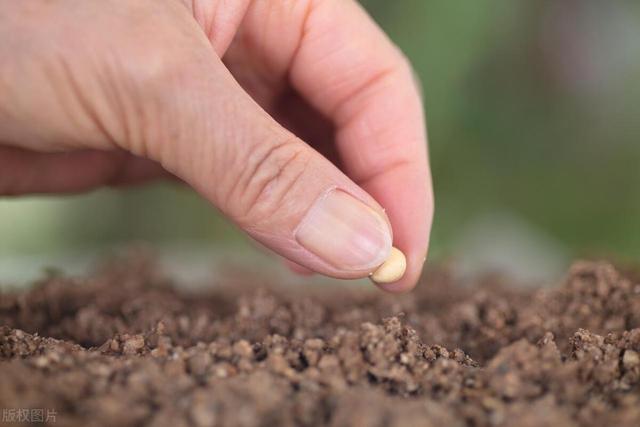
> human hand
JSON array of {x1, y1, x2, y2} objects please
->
[{"x1": 0, "y1": 0, "x2": 433, "y2": 291}]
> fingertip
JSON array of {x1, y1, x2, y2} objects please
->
[
  {"x1": 359, "y1": 170, "x2": 432, "y2": 292},
  {"x1": 373, "y1": 250, "x2": 426, "y2": 293}
]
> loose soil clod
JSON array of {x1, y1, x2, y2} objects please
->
[{"x1": 1, "y1": 256, "x2": 640, "y2": 426}]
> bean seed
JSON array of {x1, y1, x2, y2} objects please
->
[{"x1": 370, "y1": 247, "x2": 406, "y2": 284}]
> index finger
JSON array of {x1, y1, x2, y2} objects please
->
[{"x1": 288, "y1": 0, "x2": 433, "y2": 291}]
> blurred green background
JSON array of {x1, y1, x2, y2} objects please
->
[{"x1": 1, "y1": 0, "x2": 639, "y2": 282}]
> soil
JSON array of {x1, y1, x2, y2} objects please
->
[{"x1": 1, "y1": 253, "x2": 640, "y2": 427}]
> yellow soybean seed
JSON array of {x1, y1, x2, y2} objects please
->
[{"x1": 370, "y1": 247, "x2": 406, "y2": 284}]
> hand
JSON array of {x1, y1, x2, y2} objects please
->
[{"x1": 0, "y1": 0, "x2": 433, "y2": 292}]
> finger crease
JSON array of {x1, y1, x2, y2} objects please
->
[{"x1": 332, "y1": 65, "x2": 396, "y2": 128}]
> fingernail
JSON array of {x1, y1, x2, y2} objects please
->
[{"x1": 295, "y1": 189, "x2": 392, "y2": 271}]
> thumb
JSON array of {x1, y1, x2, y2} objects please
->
[{"x1": 145, "y1": 55, "x2": 392, "y2": 279}]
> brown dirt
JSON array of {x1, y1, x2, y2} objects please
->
[{"x1": 1, "y1": 254, "x2": 640, "y2": 427}]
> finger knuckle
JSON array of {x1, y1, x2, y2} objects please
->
[
  {"x1": 228, "y1": 138, "x2": 310, "y2": 225},
  {"x1": 120, "y1": 3, "x2": 209, "y2": 92},
  {"x1": 112, "y1": 9, "x2": 211, "y2": 156},
  {"x1": 121, "y1": 50, "x2": 212, "y2": 159},
  {"x1": 125, "y1": 44, "x2": 186, "y2": 93}
]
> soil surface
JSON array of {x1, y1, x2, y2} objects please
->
[{"x1": 1, "y1": 254, "x2": 640, "y2": 426}]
